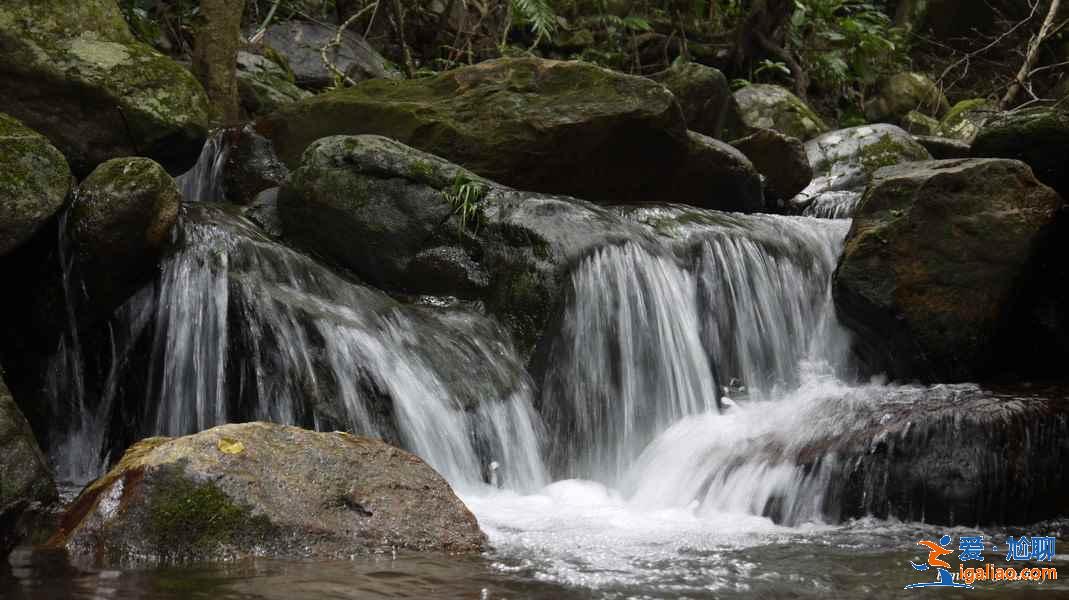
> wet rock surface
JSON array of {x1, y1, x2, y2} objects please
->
[
  {"x1": 0, "y1": 374, "x2": 56, "y2": 556},
  {"x1": 0, "y1": 113, "x2": 71, "y2": 257},
  {"x1": 49, "y1": 422, "x2": 486, "y2": 565},
  {"x1": 833, "y1": 158, "x2": 1062, "y2": 381}
]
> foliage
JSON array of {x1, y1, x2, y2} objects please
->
[
  {"x1": 788, "y1": 0, "x2": 909, "y2": 93},
  {"x1": 512, "y1": 0, "x2": 559, "y2": 42},
  {"x1": 442, "y1": 174, "x2": 488, "y2": 233}
]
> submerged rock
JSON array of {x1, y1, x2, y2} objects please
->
[
  {"x1": 833, "y1": 158, "x2": 1062, "y2": 381},
  {"x1": 971, "y1": 107, "x2": 1069, "y2": 199},
  {"x1": 70, "y1": 157, "x2": 181, "y2": 318},
  {"x1": 280, "y1": 134, "x2": 644, "y2": 352},
  {"x1": 864, "y1": 72, "x2": 949, "y2": 124},
  {"x1": 0, "y1": 113, "x2": 72, "y2": 257},
  {"x1": 730, "y1": 84, "x2": 828, "y2": 141},
  {"x1": 0, "y1": 374, "x2": 56, "y2": 555},
  {"x1": 49, "y1": 422, "x2": 485, "y2": 564},
  {"x1": 259, "y1": 21, "x2": 398, "y2": 91},
  {"x1": 794, "y1": 124, "x2": 931, "y2": 218},
  {"x1": 730, "y1": 128, "x2": 812, "y2": 207},
  {"x1": 0, "y1": 0, "x2": 211, "y2": 176},
  {"x1": 648, "y1": 62, "x2": 735, "y2": 139},
  {"x1": 261, "y1": 57, "x2": 700, "y2": 207}
]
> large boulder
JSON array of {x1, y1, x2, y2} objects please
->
[
  {"x1": 69, "y1": 157, "x2": 181, "y2": 318},
  {"x1": 648, "y1": 62, "x2": 735, "y2": 139},
  {"x1": 673, "y1": 132, "x2": 764, "y2": 212},
  {"x1": 259, "y1": 21, "x2": 398, "y2": 90},
  {"x1": 236, "y1": 49, "x2": 312, "y2": 117},
  {"x1": 730, "y1": 128, "x2": 812, "y2": 207},
  {"x1": 0, "y1": 113, "x2": 72, "y2": 257},
  {"x1": 0, "y1": 374, "x2": 56, "y2": 555},
  {"x1": 280, "y1": 134, "x2": 644, "y2": 352},
  {"x1": 794, "y1": 124, "x2": 931, "y2": 218},
  {"x1": 0, "y1": 0, "x2": 211, "y2": 176},
  {"x1": 833, "y1": 158, "x2": 1062, "y2": 381},
  {"x1": 971, "y1": 107, "x2": 1069, "y2": 199},
  {"x1": 729, "y1": 84, "x2": 828, "y2": 141},
  {"x1": 864, "y1": 72, "x2": 949, "y2": 124},
  {"x1": 48, "y1": 422, "x2": 485, "y2": 564},
  {"x1": 261, "y1": 57, "x2": 709, "y2": 207}
]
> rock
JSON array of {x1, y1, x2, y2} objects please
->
[
  {"x1": 938, "y1": 98, "x2": 995, "y2": 142},
  {"x1": 833, "y1": 158, "x2": 1062, "y2": 381},
  {"x1": 864, "y1": 72, "x2": 949, "y2": 124},
  {"x1": 48, "y1": 422, "x2": 485, "y2": 564},
  {"x1": 0, "y1": 114, "x2": 72, "y2": 257},
  {"x1": 729, "y1": 84, "x2": 828, "y2": 141},
  {"x1": 0, "y1": 0, "x2": 211, "y2": 176},
  {"x1": 672, "y1": 132, "x2": 764, "y2": 212},
  {"x1": 901, "y1": 110, "x2": 941, "y2": 136},
  {"x1": 730, "y1": 128, "x2": 812, "y2": 206},
  {"x1": 242, "y1": 187, "x2": 284, "y2": 237},
  {"x1": 279, "y1": 134, "x2": 644, "y2": 352},
  {"x1": 971, "y1": 107, "x2": 1069, "y2": 199},
  {"x1": 911, "y1": 135, "x2": 971, "y2": 159},
  {"x1": 648, "y1": 62, "x2": 734, "y2": 138},
  {"x1": 794, "y1": 124, "x2": 931, "y2": 218},
  {"x1": 236, "y1": 49, "x2": 312, "y2": 117},
  {"x1": 1, "y1": 374, "x2": 56, "y2": 555},
  {"x1": 259, "y1": 21, "x2": 398, "y2": 91},
  {"x1": 69, "y1": 158, "x2": 181, "y2": 318},
  {"x1": 262, "y1": 57, "x2": 705, "y2": 207},
  {"x1": 222, "y1": 125, "x2": 290, "y2": 206},
  {"x1": 802, "y1": 385, "x2": 1069, "y2": 525}
]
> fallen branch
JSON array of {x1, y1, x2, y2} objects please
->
[
  {"x1": 321, "y1": 2, "x2": 379, "y2": 87},
  {"x1": 1001, "y1": 0, "x2": 1062, "y2": 109}
]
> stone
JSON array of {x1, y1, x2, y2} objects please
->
[
  {"x1": 69, "y1": 157, "x2": 181, "y2": 318},
  {"x1": 221, "y1": 125, "x2": 290, "y2": 206},
  {"x1": 0, "y1": 374, "x2": 56, "y2": 556},
  {"x1": 0, "y1": 113, "x2": 72, "y2": 257},
  {"x1": 279, "y1": 134, "x2": 645, "y2": 353},
  {"x1": 671, "y1": 132, "x2": 764, "y2": 212},
  {"x1": 730, "y1": 128, "x2": 812, "y2": 206},
  {"x1": 648, "y1": 62, "x2": 734, "y2": 138},
  {"x1": 730, "y1": 84, "x2": 828, "y2": 141},
  {"x1": 911, "y1": 135, "x2": 971, "y2": 159},
  {"x1": 938, "y1": 98, "x2": 996, "y2": 142},
  {"x1": 236, "y1": 49, "x2": 312, "y2": 117},
  {"x1": 833, "y1": 158, "x2": 1062, "y2": 381},
  {"x1": 794, "y1": 124, "x2": 931, "y2": 218},
  {"x1": 901, "y1": 110, "x2": 941, "y2": 136},
  {"x1": 864, "y1": 72, "x2": 950, "y2": 124},
  {"x1": 48, "y1": 422, "x2": 485, "y2": 564},
  {"x1": 259, "y1": 21, "x2": 398, "y2": 90},
  {"x1": 971, "y1": 106, "x2": 1069, "y2": 200},
  {"x1": 261, "y1": 57, "x2": 712, "y2": 207},
  {"x1": 0, "y1": 0, "x2": 211, "y2": 176}
]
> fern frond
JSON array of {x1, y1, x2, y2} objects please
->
[{"x1": 511, "y1": 0, "x2": 558, "y2": 41}]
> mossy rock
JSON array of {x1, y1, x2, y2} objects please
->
[
  {"x1": 0, "y1": 113, "x2": 72, "y2": 256},
  {"x1": 48, "y1": 422, "x2": 486, "y2": 565},
  {"x1": 260, "y1": 57, "x2": 688, "y2": 206},
  {"x1": 729, "y1": 84, "x2": 828, "y2": 141},
  {"x1": 0, "y1": 0, "x2": 211, "y2": 176},
  {"x1": 0, "y1": 373, "x2": 56, "y2": 556},
  {"x1": 939, "y1": 98, "x2": 996, "y2": 141},
  {"x1": 648, "y1": 62, "x2": 734, "y2": 139},
  {"x1": 971, "y1": 107, "x2": 1069, "y2": 199},
  {"x1": 796, "y1": 124, "x2": 931, "y2": 218},
  {"x1": 901, "y1": 110, "x2": 941, "y2": 136},
  {"x1": 70, "y1": 157, "x2": 181, "y2": 319},
  {"x1": 280, "y1": 134, "x2": 646, "y2": 355},
  {"x1": 236, "y1": 50, "x2": 312, "y2": 117},
  {"x1": 833, "y1": 158, "x2": 1062, "y2": 381},
  {"x1": 864, "y1": 72, "x2": 950, "y2": 124}
]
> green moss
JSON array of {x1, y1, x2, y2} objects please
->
[
  {"x1": 859, "y1": 133, "x2": 919, "y2": 172},
  {"x1": 147, "y1": 469, "x2": 275, "y2": 560}
]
